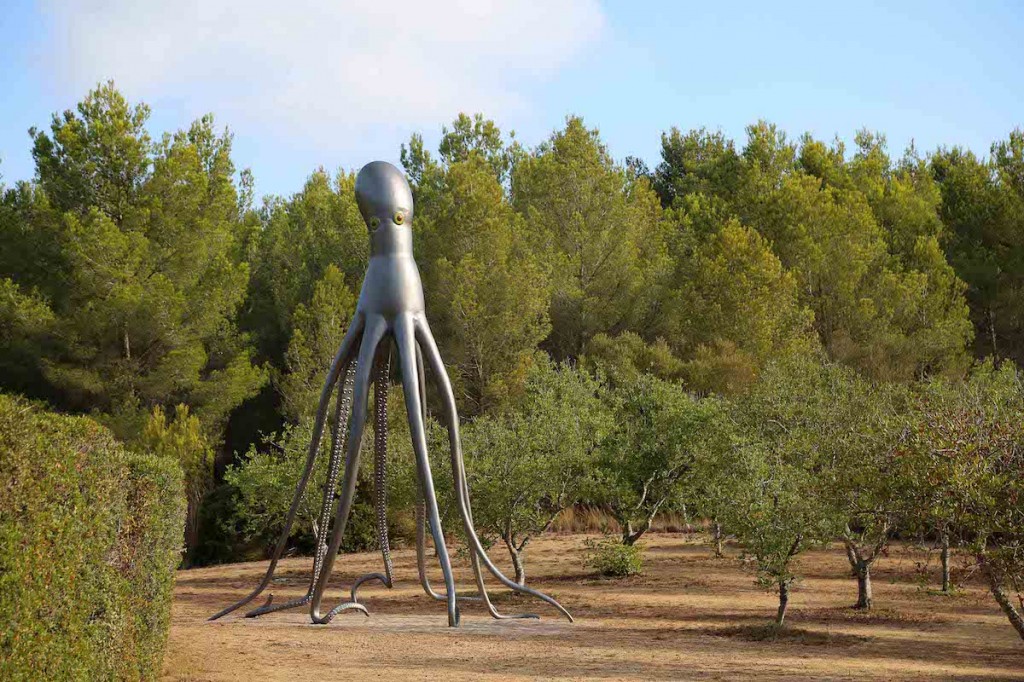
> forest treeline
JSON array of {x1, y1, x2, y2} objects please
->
[{"x1": 1, "y1": 83, "x2": 1023, "y2": 638}]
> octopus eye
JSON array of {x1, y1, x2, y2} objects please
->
[
  {"x1": 393, "y1": 211, "x2": 405, "y2": 225},
  {"x1": 369, "y1": 216, "x2": 380, "y2": 229}
]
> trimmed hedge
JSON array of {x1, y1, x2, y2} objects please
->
[{"x1": 0, "y1": 395, "x2": 185, "y2": 681}]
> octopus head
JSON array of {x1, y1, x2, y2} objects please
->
[{"x1": 355, "y1": 161, "x2": 414, "y2": 232}]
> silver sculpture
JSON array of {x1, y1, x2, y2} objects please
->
[{"x1": 210, "y1": 161, "x2": 572, "y2": 627}]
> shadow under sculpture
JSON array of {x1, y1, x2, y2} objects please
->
[{"x1": 209, "y1": 161, "x2": 573, "y2": 627}]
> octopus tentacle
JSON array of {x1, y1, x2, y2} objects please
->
[
  {"x1": 208, "y1": 313, "x2": 365, "y2": 621},
  {"x1": 415, "y1": 496, "x2": 443, "y2": 600},
  {"x1": 414, "y1": 495, "x2": 485, "y2": 603},
  {"x1": 310, "y1": 315, "x2": 387, "y2": 624},
  {"x1": 416, "y1": 317, "x2": 573, "y2": 623},
  {"x1": 351, "y1": 345, "x2": 395, "y2": 603},
  {"x1": 409, "y1": 346, "x2": 485, "y2": 606},
  {"x1": 413, "y1": 346, "x2": 445, "y2": 602},
  {"x1": 246, "y1": 361, "x2": 358, "y2": 618},
  {"x1": 453, "y1": 455, "x2": 538, "y2": 620},
  {"x1": 412, "y1": 348, "x2": 483, "y2": 605},
  {"x1": 413, "y1": 336, "x2": 535, "y2": 619},
  {"x1": 396, "y1": 314, "x2": 459, "y2": 626}
]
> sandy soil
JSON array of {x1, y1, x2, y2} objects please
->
[{"x1": 163, "y1": 534, "x2": 1023, "y2": 681}]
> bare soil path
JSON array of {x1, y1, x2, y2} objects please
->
[{"x1": 163, "y1": 534, "x2": 1023, "y2": 681}]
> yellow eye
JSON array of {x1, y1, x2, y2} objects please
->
[
  {"x1": 393, "y1": 211, "x2": 405, "y2": 225},
  {"x1": 369, "y1": 216, "x2": 380, "y2": 229}
]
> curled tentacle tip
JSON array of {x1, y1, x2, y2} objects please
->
[
  {"x1": 314, "y1": 601, "x2": 370, "y2": 625},
  {"x1": 243, "y1": 594, "x2": 275, "y2": 618}
]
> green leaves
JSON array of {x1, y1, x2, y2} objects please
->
[
  {"x1": 596, "y1": 374, "x2": 734, "y2": 544},
  {"x1": 933, "y1": 131, "x2": 1024, "y2": 367},
  {"x1": 417, "y1": 152, "x2": 550, "y2": 415},
  {"x1": 244, "y1": 170, "x2": 367, "y2": 361},
  {"x1": 512, "y1": 116, "x2": 669, "y2": 359},
  {"x1": 655, "y1": 124, "x2": 973, "y2": 384},
  {"x1": 278, "y1": 265, "x2": 357, "y2": 422},
  {"x1": 459, "y1": 361, "x2": 610, "y2": 547},
  {"x1": 4, "y1": 84, "x2": 266, "y2": 442}
]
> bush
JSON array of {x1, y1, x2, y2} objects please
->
[
  {"x1": 583, "y1": 537, "x2": 644, "y2": 577},
  {"x1": 141, "y1": 404, "x2": 213, "y2": 565},
  {"x1": 190, "y1": 483, "x2": 258, "y2": 567},
  {"x1": 0, "y1": 394, "x2": 185, "y2": 681}
]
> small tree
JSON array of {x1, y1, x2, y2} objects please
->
[
  {"x1": 729, "y1": 355, "x2": 847, "y2": 626},
  {"x1": 226, "y1": 390, "x2": 408, "y2": 554},
  {"x1": 141, "y1": 404, "x2": 213, "y2": 564},
  {"x1": 904, "y1": 362, "x2": 1024, "y2": 641},
  {"x1": 826, "y1": 379, "x2": 911, "y2": 610},
  {"x1": 724, "y1": 444, "x2": 837, "y2": 627},
  {"x1": 226, "y1": 419, "x2": 322, "y2": 545},
  {"x1": 457, "y1": 361, "x2": 609, "y2": 584},
  {"x1": 689, "y1": 416, "x2": 747, "y2": 559},
  {"x1": 597, "y1": 375, "x2": 733, "y2": 546}
]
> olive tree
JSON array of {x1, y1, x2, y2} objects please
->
[
  {"x1": 723, "y1": 444, "x2": 838, "y2": 627},
  {"x1": 596, "y1": 375, "x2": 733, "y2": 546},
  {"x1": 825, "y1": 379, "x2": 912, "y2": 610},
  {"x1": 727, "y1": 355, "x2": 849, "y2": 626},
  {"x1": 457, "y1": 361, "x2": 610, "y2": 584},
  {"x1": 904, "y1": 362, "x2": 1024, "y2": 641}
]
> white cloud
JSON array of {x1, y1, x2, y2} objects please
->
[{"x1": 39, "y1": 0, "x2": 605, "y2": 138}]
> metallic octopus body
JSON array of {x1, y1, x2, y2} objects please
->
[{"x1": 210, "y1": 161, "x2": 572, "y2": 627}]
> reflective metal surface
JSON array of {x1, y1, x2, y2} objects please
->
[{"x1": 210, "y1": 161, "x2": 573, "y2": 627}]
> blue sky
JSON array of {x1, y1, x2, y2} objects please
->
[{"x1": 1, "y1": 0, "x2": 1021, "y2": 199}]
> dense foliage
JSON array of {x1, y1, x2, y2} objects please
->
[
  {"x1": 2, "y1": 83, "x2": 1024, "y2": 642},
  {"x1": 0, "y1": 394, "x2": 185, "y2": 680}
]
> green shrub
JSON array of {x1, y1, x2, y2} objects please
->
[
  {"x1": 0, "y1": 394, "x2": 185, "y2": 681},
  {"x1": 583, "y1": 537, "x2": 644, "y2": 577}
]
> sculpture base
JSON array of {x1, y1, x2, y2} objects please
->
[{"x1": 207, "y1": 611, "x2": 572, "y2": 636}]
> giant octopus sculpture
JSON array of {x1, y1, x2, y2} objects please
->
[{"x1": 210, "y1": 161, "x2": 572, "y2": 627}]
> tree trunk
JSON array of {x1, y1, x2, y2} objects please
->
[
  {"x1": 855, "y1": 563, "x2": 873, "y2": 610},
  {"x1": 622, "y1": 518, "x2": 650, "y2": 546},
  {"x1": 503, "y1": 535, "x2": 526, "y2": 585},
  {"x1": 775, "y1": 580, "x2": 790, "y2": 627},
  {"x1": 511, "y1": 550, "x2": 526, "y2": 586},
  {"x1": 984, "y1": 561, "x2": 1024, "y2": 642},
  {"x1": 940, "y1": 533, "x2": 951, "y2": 593},
  {"x1": 712, "y1": 521, "x2": 723, "y2": 558},
  {"x1": 989, "y1": 308, "x2": 999, "y2": 359},
  {"x1": 843, "y1": 537, "x2": 875, "y2": 610}
]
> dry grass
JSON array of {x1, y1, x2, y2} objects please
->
[
  {"x1": 547, "y1": 505, "x2": 694, "y2": 534},
  {"x1": 163, "y1": 534, "x2": 1024, "y2": 681},
  {"x1": 707, "y1": 624, "x2": 870, "y2": 647}
]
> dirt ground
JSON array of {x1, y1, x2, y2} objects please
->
[{"x1": 163, "y1": 534, "x2": 1023, "y2": 681}]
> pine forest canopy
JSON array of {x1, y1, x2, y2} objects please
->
[{"x1": 8, "y1": 86, "x2": 1022, "y2": 426}]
